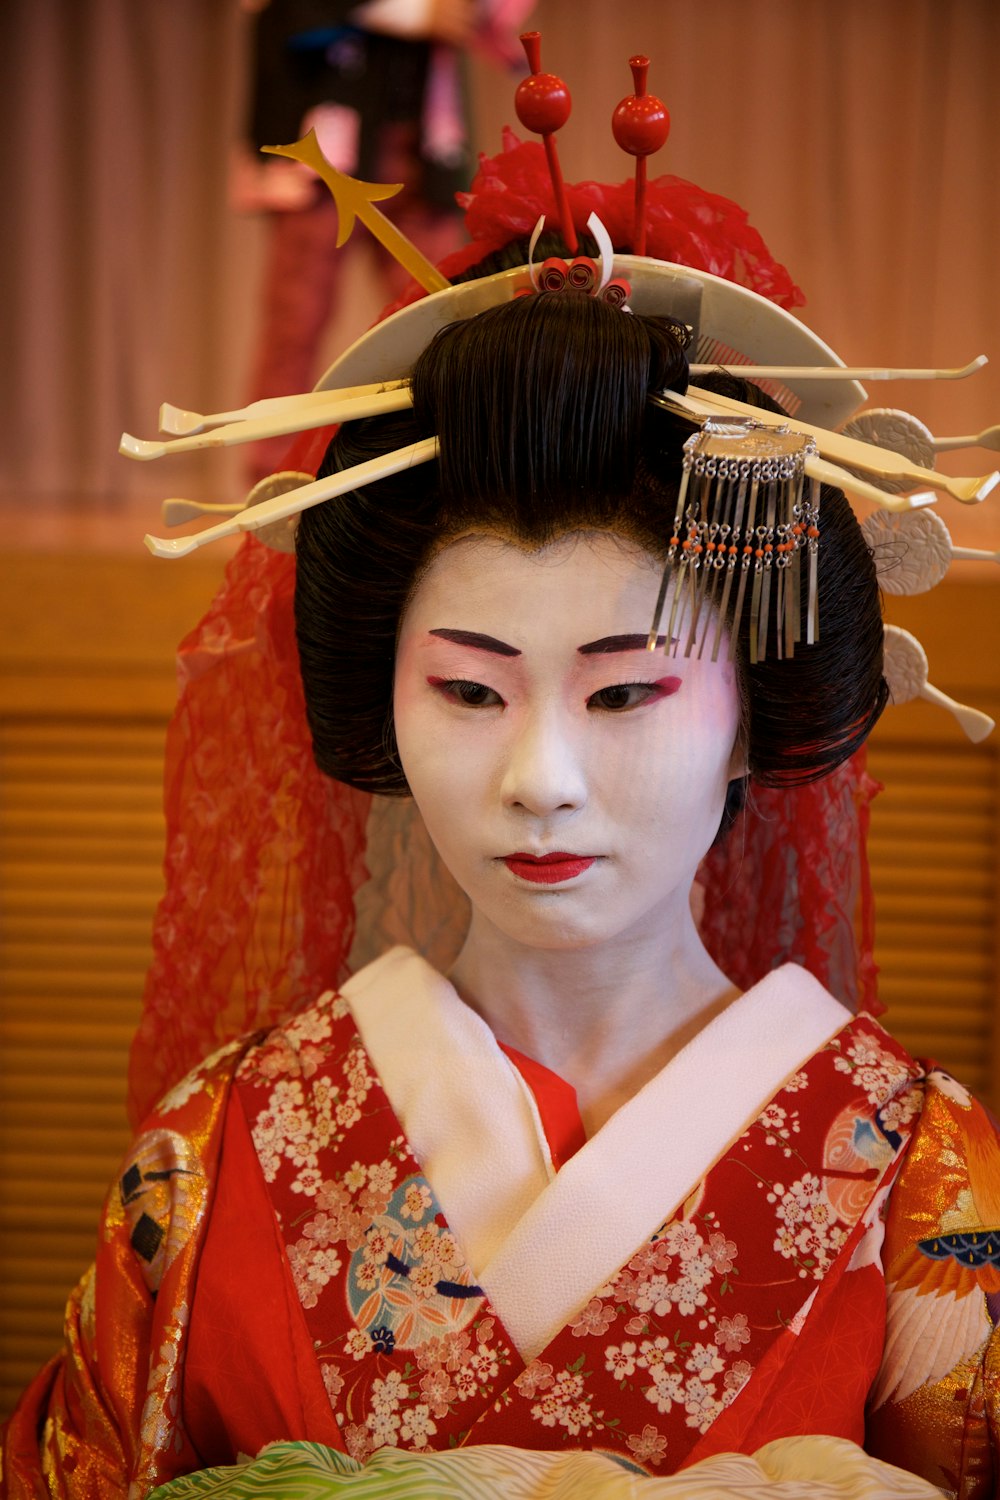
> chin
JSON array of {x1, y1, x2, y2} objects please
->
[{"x1": 485, "y1": 899, "x2": 642, "y2": 955}]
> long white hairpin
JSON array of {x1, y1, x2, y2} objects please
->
[
  {"x1": 688, "y1": 356, "x2": 988, "y2": 383},
  {"x1": 139, "y1": 397, "x2": 942, "y2": 561},
  {"x1": 146, "y1": 359, "x2": 987, "y2": 445},
  {"x1": 840, "y1": 404, "x2": 1000, "y2": 504},
  {"x1": 157, "y1": 379, "x2": 409, "y2": 437},
  {"x1": 123, "y1": 361, "x2": 994, "y2": 491},
  {"x1": 141, "y1": 380, "x2": 993, "y2": 558},
  {"x1": 121, "y1": 381, "x2": 411, "y2": 461},
  {"x1": 143, "y1": 438, "x2": 438, "y2": 558}
]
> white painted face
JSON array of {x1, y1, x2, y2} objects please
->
[{"x1": 393, "y1": 533, "x2": 744, "y2": 954}]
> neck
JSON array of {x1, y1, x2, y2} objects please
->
[{"x1": 447, "y1": 899, "x2": 739, "y2": 1136}]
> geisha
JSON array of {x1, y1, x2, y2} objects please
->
[{"x1": 4, "y1": 47, "x2": 1000, "y2": 1500}]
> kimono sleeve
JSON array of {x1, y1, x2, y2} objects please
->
[
  {"x1": 1, "y1": 1044, "x2": 240, "y2": 1499},
  {"x1": 866, "y1": 1068, "x2": 1000, "y2": 1496}
]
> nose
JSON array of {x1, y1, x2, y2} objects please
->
[{"x1": 500, "y1": 704, "x2": 588, "y2": 818}]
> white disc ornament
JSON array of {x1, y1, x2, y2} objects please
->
[
  {"x1": 861, "y1": 509, "x2": 953, "y2": 595},
  {"x1": 882, "y1": 624, "x2": 995, "y2": 742},
  {"x1": 239, "y1": 471, "x2": 316, "y2": 553},
  {"x1": 841, "y1": 408, "x2": 936, "y2": 495}
]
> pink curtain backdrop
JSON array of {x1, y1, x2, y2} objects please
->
[{"x1": 2, "y1": 0, "x2": 998, "y2": 551}]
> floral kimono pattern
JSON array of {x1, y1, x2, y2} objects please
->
[{"x1": 224, "y1": 991, "x2": 921, "y2": 1472}]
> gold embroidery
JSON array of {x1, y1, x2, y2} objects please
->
[{"x1": 134, "y1": 1302, "x2": 190, "y2": 1496}]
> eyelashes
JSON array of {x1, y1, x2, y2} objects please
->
[
  {"x1": 427, "y1": 677, "x2": 504, "y2": 708},
  {"x1": 426, "y1": 676, "x2": 683, "y2": 713},
  {"x1": 587, "y1": 678, "x2": 681, "y2": 711}
]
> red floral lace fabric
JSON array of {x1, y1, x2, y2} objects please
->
[{"x1": 128, "y1": 433, "x2": 370, "y2": 1124}]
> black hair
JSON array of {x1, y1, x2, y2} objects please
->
[{"x1": 295, "y1": 290, "x2": 886, "y2": 796}]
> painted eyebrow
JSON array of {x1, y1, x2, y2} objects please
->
[
  {"x1": 428, "y1": 628, "x2": 521, "y2": 657},
  {"x1": 578, "y1": 633, "x2": 673, "y2": 655}
]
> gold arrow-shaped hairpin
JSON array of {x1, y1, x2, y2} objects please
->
[{"x1": 264, "y1": 130, "x2": 450, "y2": 295}]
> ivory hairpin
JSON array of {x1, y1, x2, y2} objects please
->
[
  {"x1": 932, "y1": 421, "x2": 1000, "y2": 454},
  {"x1": 843, "y1": 407, "x2": 1000, "y2": 483},
  {"x1": 130, "y1": 347, "x2": 996, "y2": 553},
  {"x1": 148, "y1": 362, "x2": 988, "y2": 444},
  {"x1": 159, "y1": 471, "x2": 317, "y2": 543},
  {"x1": 122, "y1": 383, "x2": 412, "y2": 461},
  {"x1": 688, "y1": 357, "x2": 988, "y2": 383},
  {"x1": 141, "y1": 390, "x2": 946, "y2": 559},
  {"x1": 157, "y1": 379, "x2": 409, "y2": 437},
  {"x1": 143, "y1": 438, "x2": 439, "y2": 558}
]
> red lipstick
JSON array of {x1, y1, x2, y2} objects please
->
[{"x1": 502, "y1": 853, "x2": 596, "y2": 884}]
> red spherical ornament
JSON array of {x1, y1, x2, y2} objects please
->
[
  {"x1": 515, "y1": 72, "x2": 572, "y2": 136},
  {"x1": 612, "y1": 92, "x2": 670, "y2": 157}
]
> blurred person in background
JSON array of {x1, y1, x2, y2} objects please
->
[{"x1": 233, "y1": 0, "x2": 532, "y2": 479}]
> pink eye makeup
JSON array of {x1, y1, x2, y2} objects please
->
[
  {"x1": 426, "y1": 676, "x2": 505, "y2": 708},
  {"x1": 586, "y1": 676, "x2": 682, "y2": 712}
]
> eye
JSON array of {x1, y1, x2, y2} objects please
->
[
  {"x1": 432, "y1": 678, "x2": 505, "y2": 708},
  {"x1": 587, "y1": 681, "x2": 675, "y2": 712}
]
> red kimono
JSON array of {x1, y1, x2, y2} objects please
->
[{"x1": 4, "y1": 952, "x2": 999, "y2": 1496}]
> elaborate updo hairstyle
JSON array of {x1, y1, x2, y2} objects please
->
[{"x1": 296, "y1": 290, "x2": 886, "y2": 795}]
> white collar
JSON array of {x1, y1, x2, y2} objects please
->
[{"x1": 342, "y1": 949, "x2": 848, "y2": 1360}]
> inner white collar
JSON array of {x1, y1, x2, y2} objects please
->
[{"x1": 342, "y1": 949, "x2": 848, "y2": 1360}]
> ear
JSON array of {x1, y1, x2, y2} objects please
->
[{"x1": 727, "y1": 732, "x2": 748, "y2": 784}]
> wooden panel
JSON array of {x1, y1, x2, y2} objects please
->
[
  {"x1": 0, "y1": 706, "x2": 167, "y2": 1414},
  {"x1": 0, "y1": 547, "x2": 225, "y2": 1415},
  {"x1": 865, "y1": 735, "x2": 999, "y2": 1107}
]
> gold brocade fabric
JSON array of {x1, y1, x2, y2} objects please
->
[
  {"x1": 1, "y1": 1042, "x2": 242, "y2": 1500},
  {"x1": 865, "y1": 1071, "x2": 1000, "y2": 1494}
]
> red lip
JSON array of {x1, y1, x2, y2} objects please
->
[{"x1": 502, "y1": 853, "x2": 597, "y2": 884}]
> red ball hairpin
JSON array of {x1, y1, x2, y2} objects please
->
[
  {"x1": 515, "y1": 31, "x2": 578, "y2": 255},
  {"x1": 612, "y1": 55, "x2": 671, "y2": 257}
]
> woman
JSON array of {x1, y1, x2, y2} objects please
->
[{"x1": 4, "y1": 141, "x2": 998, "y2": 1500}]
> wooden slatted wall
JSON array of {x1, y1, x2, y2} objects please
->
[
  {"x1": 1, "y1": 719, "x2": 167, "y2": 1407},
  {"x1": 1, "y1": 558, "x2": 997, "y2": 1419},
  {"x1": 0, "y1": 550, "x2": 225, "y2": 1416},
  {"x1": 866, "y1": 736, "x2": 998, "y2": 1104},
  {"x1": 866, "y1": 581, "x2": 999, "y2": 1112}
]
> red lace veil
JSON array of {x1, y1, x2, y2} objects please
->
[{"x1": 127, "y1": 134, "x2": 880, "y2": 1128}]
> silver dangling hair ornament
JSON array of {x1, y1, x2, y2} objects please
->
[{"x1": 645, "y1": 419, "x2": 819, "y2": 666}]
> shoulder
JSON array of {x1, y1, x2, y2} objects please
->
[
  {"x1": 113, "y1": 994, "x2": 368, "y2": 1295},
  {"x1": 883, "y1": 1065, "x2": 1000, "y2": 1269},
  {"x1": 233, "y1": 948, "x2": 433, "y2": 1090},
  {"x1": 235, "y1": 987, "x2": 359, "y2": 1092},
  {"x1": 867, "y1": 1063, "x2": 1000, "y2": 1473}
]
